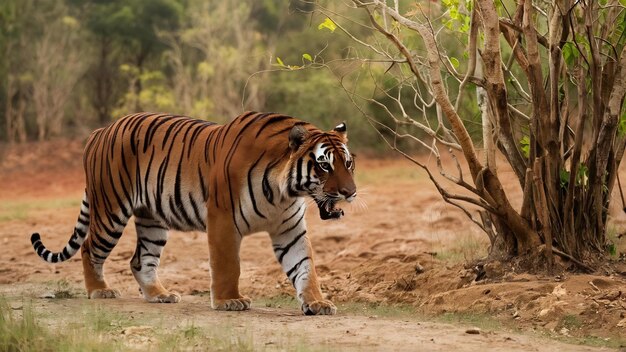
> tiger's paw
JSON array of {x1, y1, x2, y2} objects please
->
[
  {"x1": 302, "y1": 300, "x2": 337, "y2": 315},
  {"x1": 146, "y1": 292, "x2": 181, "y2": 303},
  {"x1": 212, "y1": 296, "x2": 251, "y2": 311},
  {"x1": 89, "y1": 288, "x2": 122, "y2": 299}
]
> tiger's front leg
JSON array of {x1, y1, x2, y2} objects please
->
[
  {"x1": 207, "y1": 209, "x2": 251, "y2": 311},
  {"x1": 271, "y1": 208, "x2": 336, "y2": 315}
]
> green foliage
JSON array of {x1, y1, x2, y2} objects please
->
[
  {"x1": 77, "y1": 0, "x2": 183, "y2": 55},
  {"x1": 562, "y1": 42, "x2": 579, "y2": 67},
  {"x1": 559, "y1": 164, "x2": 589, "y2": 189},
  {"x1": 559, "y1": 169, "x2": 570, "y2": 188},
  {"x1": 441, "y1": 0, "x2": 471, "y2": 34},
  {"x1": 0, "y1": 0, "x2": 478, "y2": 151},
  {"x1": 113, "y1": 67, "x2": 176, "y2": 116},
  {"x1": 520, "y1": 136, "x2": 530, "y2": 158},
  {"x1": 264, "y1": 69, "x2": 382, "y2": 151},
  {"x1": 607, "y1": 242, "x2": 617, "y2": 257}
]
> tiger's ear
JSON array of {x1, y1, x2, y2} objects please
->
[
  {"x1": 289, "y1": 125, "x2": 308, "y2": 151},
  {"x1": 333, "y1": 122, "x2": 348, "y2": 142}
]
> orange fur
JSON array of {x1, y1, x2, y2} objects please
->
[{"x1": 31, "y1": 111, "x2": 357, "y2": 315}]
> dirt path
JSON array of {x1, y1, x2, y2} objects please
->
[{"x1": 0, "y1": 284, "x2": 609, "y2": 352}]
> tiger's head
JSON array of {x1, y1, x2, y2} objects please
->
[{"x1": 288, "y1": 122, "x2": 357, "y2": 220}]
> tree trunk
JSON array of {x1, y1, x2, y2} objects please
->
[
  {"x1": 345, "y1": 0, "x2": 625, "y2": 269},
  {"x1": 93, "y1": 36, "x2": 113, "y2": 125},
  {"x1": 5, "y1": 76, "x2": 16, "y2": 144}
]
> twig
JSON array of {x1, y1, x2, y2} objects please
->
[{"x1": 551, "y1": 248, "x2": 594, "y2": 273}]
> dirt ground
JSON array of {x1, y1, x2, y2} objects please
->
[{"x1": 1, "y1": 140, "x2": 625, "y2": 350}]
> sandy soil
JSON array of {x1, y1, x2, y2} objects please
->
[
  {"x1": 0, "y1": 140, "x2": 625, "y2": 350},
  {"x1": 0, "y1": 284, "x2": 609, "y2": 352}
]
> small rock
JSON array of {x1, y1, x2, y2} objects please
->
[
  {"x1": 39, "y1": 292, "x2": 55, "y2": 299},
  {"x1": 552, "y1": 284, "x2": 567, "y2": 298},
  {"x1": 544, "y1": 321, "x2": 558, "y2": 332},
  {"x1": 617, "y1": 318, "x2": 626, "y2": 328},
  {"x1": 414, "y1": 264, "x2": 425, "y2": 274},
  {"x1": 465, "y1": 327, "x2": 481, "y2": 335}
]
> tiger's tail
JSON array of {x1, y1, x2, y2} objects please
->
[{"x1": 30, "y1": 193, "x2": 90, "y2": 263}]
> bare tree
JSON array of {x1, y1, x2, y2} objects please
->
[
  {"x1": 4, "y1": 73, "x2": 27, "y2": 144},
  {"x1": 31, "y1": 9, "x2": 86, "y2": 140},
  {"x1": 317, "y1": 0, "x2": 626, "y2": 270},
  {"x1": 161, "y1": 0, "x2": 266, "y2": 120}
]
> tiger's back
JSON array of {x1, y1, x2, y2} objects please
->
[{"x1": 92, "y1": 112, "x2": 319, "y2": 231}]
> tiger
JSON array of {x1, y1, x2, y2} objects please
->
[{"x1": 30, "y1": 111, "x2": 356, "y2": 315}]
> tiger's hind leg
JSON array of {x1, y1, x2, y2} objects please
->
[
  {"x1": 82, "y1": 217, "x2": 128, "y2": 299},
  {"x1": 130, "y1": 210, "x2": 180, "y2": 303}
]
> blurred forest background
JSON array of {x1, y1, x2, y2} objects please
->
[
  {"x1": 0, "y1": 0, "x2": 476, "y2": 152},
  {"x1": 0, "y1": 1, "x2": 353, "y2": 149}
]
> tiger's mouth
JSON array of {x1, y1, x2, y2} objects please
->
[{"x1": 316, "y1": 198, "x2": 344, "y2": 220}]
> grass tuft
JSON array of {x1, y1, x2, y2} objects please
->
[
  {"x1": 432, "y1": 235, "x2": 488, "y2": 264},
  {"x1": 46, "y1": 279, "x2": 80, "y2": 299},
  {"x1": 156, "y1": 321, "x2": 255, "y2": 352},
  {"x1": 0, "y1": 296, "x2": 117, "y2": 352},
  {"x1": 560, "y1": 314, "x2": 583, "y2": 330}
]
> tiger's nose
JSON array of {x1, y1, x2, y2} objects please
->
[{"x1": 339, "y1": 187, "x2": 357, "y2": 202}]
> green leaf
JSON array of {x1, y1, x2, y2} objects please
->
[
  {"x1": 560, "y1": 169, "x2": 570, "y2": 188},
  {"x1": 450, "y1": 57, "x2": 460, "y2": 69},
  {"x1": 520, "y1": 136, "x2": 530, "y2": 158},
  {"x1": 562, "y1": 42, "x2": 578, "y2": 67},
  {"x1": 576, "y1": 164, "x2": 588, "y2": 186},
  {"x1": 302, "y1": 53, "x2": 313, "y2": 62},
  {"x1": 608, "y1": 242, "x2": 617, "y2": 256},
  {"x1": 318, "y1": 18, "x2": 336, "y2": 33},
  {"x1": 619, "y1": 110, "x2": 626, "y2": 136},
  {"x1": 276, "y1": 57, "x2": 285, "y2": 67}
]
